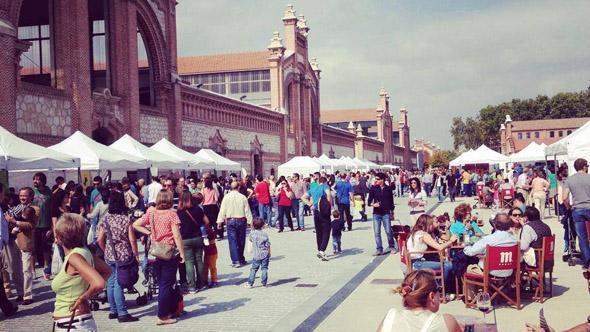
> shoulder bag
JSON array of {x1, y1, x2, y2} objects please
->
[
  {"x1": 105, "y1": 217, "x2": 139, "y2": 289},
  {"x1": 148, "y1": 211, "x2": 177, "y2": 260}
]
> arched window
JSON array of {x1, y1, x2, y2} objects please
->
[
  {"x1": 18, "y1": 0, "x2": 54, "y2": 86},
  {"x1": 89, "y1": 0, "x2": 109, "y2": 90},
  {"x1": 137, "y1": 23, "x2": 154, "y2": 106}
]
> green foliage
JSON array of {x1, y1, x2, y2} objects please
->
[
  {"x1": 450, "y1": 87, "x2": 590, "y2": 150},
  {"x1": 430, "y1": 150, "x2": 458, "y2": 168}
]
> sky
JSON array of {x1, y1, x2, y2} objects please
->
[{"x1": 175, "y1": 0, "x2": 590, "y2": 149}]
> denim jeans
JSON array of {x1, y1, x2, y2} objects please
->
[
  {"x1": 227, "y1": 219, "x2": 247, "y2": 264},
  {"x1": 278, "y1": 205, "x2": 294, "y2": 230},
  {"x1": 258, "y1": 203, "x2": 272, "y2": 227},
  {"x1": 248, "y1": 256, "x2": 269, "y2": 286},
  {"x1": 291, "y1": 198, "x2": 305, "y2": 229},
  {"x1": 424, "y1": 183, "x2": 432, "y2": 197},
  {"x1": 332, "y1": 234, "x2": 342, "y2": 252},
  {"x1": 436, "y1": 186, "x2": 445, "y2": 203},
  {"x1": 183, "y1": 237, "x2": 206, "y2": 289},
  {"x1": 107, "y1": 262, "x2": 129, "y2": 316},
  {"x1": 413, "y1": 259, "x2": 453, "y2": 284},
  {"x1": 373, "y1": 214, "x2": 396, "y2": 252},
  {"x1": 449, "y1": 186, "x2": 456, "y2": 202},
  {"x1": 271, "y1": 196, "x2": 278, "y2": 227},
  {"x1": 152, "y1": 258, "x2": 178, "y2": 319},
  {"x1": 572, "y1": 208, "x2": 590, "y2": 268}
]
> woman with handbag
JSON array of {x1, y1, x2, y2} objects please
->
[
  {"x1": 133, "y1": 190, "x2": 185, "y2": 326},
  {"x1": 177, "y1": 191, "x2": 209, "y2": 293},
  {"x1": 51, "y1": 213, "x2": 111, "y2": 332},
  {"x1": 97, "y1": 190, "x2": 139, "y2": 323}
]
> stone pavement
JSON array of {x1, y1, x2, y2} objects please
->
[
  {"x1": 317, "y1": 197, "x2": 590, "y2": 332},
  {"x1": 0, "y1": 198, "x2": 417, "y2": 332}
]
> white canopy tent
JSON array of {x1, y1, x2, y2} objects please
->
[
  {"x1": 110, "y1": 134, "x2": 190, "y2": 169},
  {"x1": 278, "y1": 156, "x2": 323, "y2": 177},
  {"x1": 362, "y1": 159, "x2": 381, "y2": 170},
  {"x1": 312, "y1": 156, "x2": 333, "y2": 173},
  {"x1": 462, "y1": 145, "x2": 509, "y2": 165},
  {"x1": 0, "y1": 125, "x2": 80, "y2": 171},
  {"x1": 195, "y1": 149, "x2": 242, "y2": 171},
  {"x1": 510, "y1": 142, "x2": 547, "y2": 163},
  {"x1": 330, "y1": 157, "x2": 350, "y2": 171},
  {"x1": 339, "y1": 156, "x2": 358, "y2": 170},
  {"x1": 352, "y1": 157, "x2": 370, "y2": 171},
  {"x1": 50, "y1": 131, "x2": 148, "y2": 170},
  {"x1": 317, "y1": 154, "x2": 346, "y2": 173},
  {"x1": 545, "y1": 119, "x2": 590, "y2": 172},
  {"x1": 449, "y1": 149, "x2": 475, "y2": 167},
  {"x1": 150, "y1": 138, "x2": 212, "y2": 169}
]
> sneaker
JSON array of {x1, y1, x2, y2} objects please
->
[
  {"x1": 244, "y1": 283, "x2": 253, "y2": 289},
  {"x1": 204, "y1": 238, "x2": 210, "y2": 246},
  {"x1": 21, "y1": 299, "x2": 33, "y2": 305},
  {"x1": 186, "y1": 287, "x2": 196, "y2": 294},
  {"x1": 321, "y1": 253, "x2": 329, "y2": 261},
  {"x1": 43, "y1": 273, "x2": 52, "y2": 281},
  {"x1": 109, "y1": 313, "x2": 119, "y2": 319},
  {"x1": 208, "y1": 282, "x2": 218, "y2": 288},
  {"x1": 231, "y1": 263, "x2": 240, "y2": 268},
  {"x1": 197, "y1": 285, "x2": 207, "y2": 292},
  {"x1": 373, "y1": 251, "x2": 383, "y2": 256},
  {"x1": 118, "y1": 314, "x2": 139, "y2": 323},
  {"x1": 317, "y1": 252, "x2": 323, "y2": 259}
]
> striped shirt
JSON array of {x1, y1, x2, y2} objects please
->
[{"x1": 249, "y1": 229, "x2": 270, "y2": 261}]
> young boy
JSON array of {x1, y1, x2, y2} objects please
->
[
  {"x1": 331, "y1": 210, "x2": 342, "y2": 255},
  {"x1": 246, "y1": 218, "x2": 271, "y2": 288}
]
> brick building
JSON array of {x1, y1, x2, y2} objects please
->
[
  {"x1": 500, "y1": 115, "x2": 590, "y2": 154},
  {"x1": 1, "y1": 2, "x2": 417, "y2": 175}
]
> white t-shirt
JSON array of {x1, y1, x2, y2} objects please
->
[
  {"x1": 381, "y1": 308, "x2": 448, "y2": 332},
  {"x1": 407, "y1": 230, "x2": 428, "y2": 259},
  {"x1": 409, "y1": 190, "x2": 427, "y2": 212}
]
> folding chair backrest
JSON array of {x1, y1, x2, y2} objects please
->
[
  {"x1": 501, "y1": 188, "x2": 514, "y2": 199},
  {"x1": 476, "y1": 184, "x2": 484, "y2": 195},
  {"x1": 542, "y1": 235, "x2": 555, "y2": 271},
  {"x1": 486, "y1": 244, "x2": 519, "y2": 271}
]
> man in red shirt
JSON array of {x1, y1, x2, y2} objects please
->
[{"x1": 254, "y1": 175, "x2": 272, "y2": 227}]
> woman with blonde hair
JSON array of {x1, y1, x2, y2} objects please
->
[
  {"x1": 51, "y1": 213, "x2": 111, "y2": 331},
  {"x1": 133, "y1": 189, "x2": 185, "y2": 326},
  {"x1": 377, "y1": 270, "x2": 461, "y2": 332}
]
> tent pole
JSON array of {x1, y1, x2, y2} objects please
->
[{"x1": 77, "y1": 167, "x2": 81, "y2": 184}]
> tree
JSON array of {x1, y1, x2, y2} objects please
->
[{"x1": 430, "y1": 150, "x2": 457, "y2": 168}]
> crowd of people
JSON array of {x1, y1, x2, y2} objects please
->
[{"x1": 0, "y1": 157, "x2": 588, "y2": 331}]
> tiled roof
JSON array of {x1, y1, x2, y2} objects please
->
[
  {"x1": 178, "y1": 51, "x2": 271, "y2": 75},
  {"x1": 321, "y1": 108, "x2": 399, "y2": 131},
  {"x1": 510, "y1": 117, "x2": 590, "y2": 131}
]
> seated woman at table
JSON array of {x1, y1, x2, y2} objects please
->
[
  {"x1": 507, "y1": 206, "x2": 524, "y2": 236},
  {"x1": 435, "y1": 214, "x2": 452, "y2": 242},
  {"x1": 407, "y1": 214, "x2": 458, "y2": 284},
  {"x1": 449, "y1": 203, "x2": 483, "y2": 241},
  {"x1": 377, "y1": 270, "x2": 461, "y2": 332}
]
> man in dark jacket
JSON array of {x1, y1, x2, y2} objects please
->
[{"x1": 367, "y1": 172, "x2": 397, "y2": 256}]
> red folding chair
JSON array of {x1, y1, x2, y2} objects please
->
[
  {"x1": 500, "y1": 188, "x2": 515, "y2": 208},
  {"x1": 523, "y1": 235, "x2": 555, "y2": 303},
  {"x1": 475, "y1": 183, "x2": 485, "y2": 208},
  {"x1": 463, "y1": 243, "x2": 522, "y2": 310}
]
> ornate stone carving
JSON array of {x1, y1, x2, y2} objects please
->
[
  {"x1": 147, "y1": 0, "x2": 167, "y2": 39},
  {"x1": 209, "y1": 129, "x2": 228, "y2": 156},
  {"x1": 92, "y1": 89, "x2": 123, "y2": 137}
]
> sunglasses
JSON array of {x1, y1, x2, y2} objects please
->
[{"x1": 511, "y1": 213, "x2": 521, "y2": 217}]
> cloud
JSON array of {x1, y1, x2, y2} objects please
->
[{"x1": 176, "y1": 0, "x2": 590, "y2": 149}]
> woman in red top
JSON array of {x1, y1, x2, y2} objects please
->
[
  {"x1": 133, "y1": 190, "x2": 185, "y2": 326},
  {"x1": 277, "y1": 179, "x2": 294, "y2": 232}
]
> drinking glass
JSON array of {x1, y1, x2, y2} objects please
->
[{"x1": 476, "y1": 291, "x2": 492, "y2": 321}]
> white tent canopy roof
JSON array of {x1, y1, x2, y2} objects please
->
[
  {"x1": 545, "y1": 119, "x2": 590, "y2": 158},
  {"x1": 50, "y1": 131, "x2": 147, "y2": 170},
  {"x1": 449, "y1": 149, "x2": 475, "y2": 167},
  {"x1": 195, "y1": 149, "x2": 241, "y2": 171},
  {"x1": 278, "y1": 156, "x2": 323, "y2": 177},
  {"x1": 110, "y1": 134, "x2": 190, "y2": 169},
  {"x1": 150, "y1": 138, "x2": 212, "y2": 168},
  {"x1": 465, "y1": 145, "x2": 509, "y2": 164},
  {"x1": 0, "y1": 125, "x2": 80, "y2": 171},
  {"x1": 510, "y1": 142, "x2": 547, "y2": 163}
]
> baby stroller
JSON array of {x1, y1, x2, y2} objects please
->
[{"x1": 141, "y1": 235, "x2": 159, "y2": 302}]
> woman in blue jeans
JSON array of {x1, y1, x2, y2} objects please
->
[
  {"x1": 97, "y1": 190, "x2": 139, "y2": 323},
  {"x1": 406, "y1": 214, "x2": 458, "y2": 287}
]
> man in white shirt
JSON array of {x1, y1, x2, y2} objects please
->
[
  {"x1": 217, "y1": 181, "x2": 253, "y2": 267},
  {"x1": 146, "y1": 176, "x2": 163, "y2": 206},
  {"x1": 463, "y1": 213, "x2": 517, "y2": 278}
]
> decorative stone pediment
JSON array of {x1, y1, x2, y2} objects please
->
[
  {"x1": 250, "y1": 135, "x2": 264, "y2": 153},
  {"x1": 209, "y1": 129, "x2": 228, "y2": 156},
  {"x1": 92, "y1": 89, "x2": 123, "y2": 137}
]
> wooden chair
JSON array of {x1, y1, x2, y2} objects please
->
[
  {"x1": 500, "y1": 188, "x2": 515, "y2": 208},
  {"x1": 399, "y1": 237, "x2": 448, "y2": 303},
  {"x1": 522, "y1": 235, "x2": 555, "y2": 303},
  {"x1": 463, "y1": 243, "x2": 522, "y2": 310}
]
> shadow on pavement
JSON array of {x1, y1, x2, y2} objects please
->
[
  {"x1": 268, "y1": 277, "x2": 300, "y2": 287},
  {"x1": 270, "y1": 255, "x2": 285, "y2": 261},
  {"x1": 329, "y1": 248, "x2": 364, "y2": 260},
  {"x1": 185, "y1": 298, "x2": 251, "y2": 317}
]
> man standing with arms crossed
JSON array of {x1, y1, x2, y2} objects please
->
[
  {"x1": 367, "y1": 172, "x2": 397, "y2": 256},
  {"x1": 562, "y1": 158, "x2": 590, "y2": 275},
  {"x1": 290, "y1": 173, "x2": 306, "y2": 231}
]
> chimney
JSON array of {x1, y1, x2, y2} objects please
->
[{"x1": 282, "y1": 4, "x2": 298, "y2": 52}]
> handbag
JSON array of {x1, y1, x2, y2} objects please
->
[
  {"x1": 148, "y1": 211, "x2": 177, "y2": 260},
  {"x1": 105, "y1": 219, "x2": 139, "y2": 289}
]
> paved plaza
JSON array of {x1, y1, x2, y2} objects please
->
[{"x1": 1, "y1": 197, "x2": 589, "y2": 331}]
